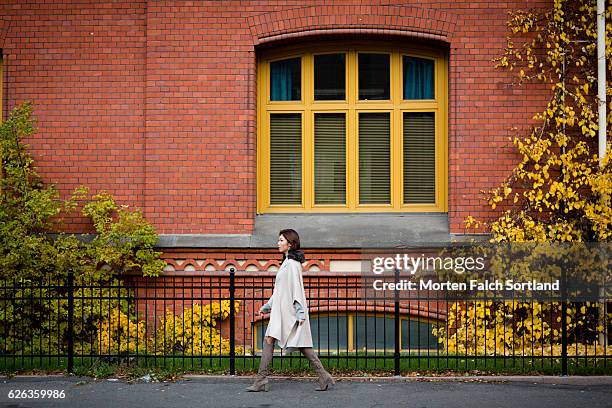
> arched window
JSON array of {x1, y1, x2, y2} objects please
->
[
  {"x1": 253, "y1": 312, "x2": 441, "y2": 353},
  {"x1": 257, "y1": 40, "x2": 448, "y2": 213}
]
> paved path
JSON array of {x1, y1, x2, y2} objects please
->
[{"x1": 0, "y1": 375, "x2": 610, "y2": 408}]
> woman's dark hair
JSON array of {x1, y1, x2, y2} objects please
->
[
  {"x1": 279, "y1": 228, "x2": 305, "y2": 263},
  {"x1": 279, "y1": 229, "x2": 300, "y2": 250}
]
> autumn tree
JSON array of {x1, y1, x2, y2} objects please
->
[
  {"x1": 466, "y1": 0, "x2": 611, "y2": 243},
  {"x1": 433, "y1": 1, "x2": 612, "y2": 362}
]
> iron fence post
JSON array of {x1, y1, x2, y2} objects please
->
[
  {"x1": 67, "y1": 269, "x2": 74, "y2": 374},
  {"x1": 561, "y1": 266, "x2": 568, "y2": 376},
  {"x1": 229, "y1": 267, "x2": 236, "y2": 375},
  {"x1": 394, "y1": 268, "x2": 401, "y2": 376}
]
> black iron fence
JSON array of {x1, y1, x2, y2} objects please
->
[{"x1": 0, "y1": 269, "x2": 609, "y2": 375}]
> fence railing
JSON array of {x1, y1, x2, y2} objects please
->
[{"x1": 0, "y1": 269, "x2": 609, "y2": 376}]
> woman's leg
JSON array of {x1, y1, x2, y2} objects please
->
[
  {"x1": 245, "y1": 336, "x2": 275, "y2": 392},
  {"x1": 300, "y1": 347, "x2": 335, "y2": 391}
]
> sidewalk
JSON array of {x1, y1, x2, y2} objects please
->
[{"x1": 0, "y1": 374, "x2": 610, "y2": 408}]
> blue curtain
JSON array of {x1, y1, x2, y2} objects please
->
[
  {"x1": 403, "y1": 56, "x2": 434, "y2": 100},
  {"x1": 271, "y1": 59, "x2": 293, "y2": 101}
]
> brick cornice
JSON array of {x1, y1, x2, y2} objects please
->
[{"x1": 247, "y1": 4, "x2": 458, "y2": 45}]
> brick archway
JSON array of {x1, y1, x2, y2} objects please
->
[{"x1": 247, "y1": 4, "x2": 458, "y2": 45}]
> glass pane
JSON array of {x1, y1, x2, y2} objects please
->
[
  {"x1": 314, "y1": 54, "x2": 346, "y2": 100},
  {"x1": 403, "y1": 112, "x2": 435, "y2": 204},
  {"x1": 358, "y1": 53, "x2": 390, "y2": 100},
  {"x1": 310, "y1": 315, "x2": 349, "y2": 351},
  {"x1": 256, "y1": 322, "x2": 264, "y2": 350},
  {"x1": 359, "y1": 112, "x2": 390, "y2": 204},
  {"x1": 403, "y1": 56, "x2": 435, "y2": 100},
  {"x1": 315, "y1": 113, "x2": 346, "y2": 204},
  {"x1": 270, "y1": 58, "x2": 301, "y2": 101},
  {"x1": 270, "y1": 113, "x2": 301, "y2": 204},
  {"x1": 353, "y1": 315, "x2": 394, "y2": 350},
  {"x1": 401, "y1": 319, "x2": 440, "y2": 350}
]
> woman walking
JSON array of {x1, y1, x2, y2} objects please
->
[{"x1": 246, "y1": 229, "x2": 335, "y2": 392}]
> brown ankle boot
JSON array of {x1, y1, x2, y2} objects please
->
[
  {"x1": 300, "y1": 347, "x2": 335, "y2": 391},
  {"x1": 246, "y1": 340, "x2": 274, "y2": 392}
]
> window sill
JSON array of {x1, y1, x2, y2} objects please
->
[
  {"x1": 250, "y1": 213, "x2": 450, "y2": 248},
  {"x1": 154, "y1": 213, "x2": 461, "y2": 249}
]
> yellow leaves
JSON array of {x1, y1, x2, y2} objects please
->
[
  {"x1": 96, "y1": 300, "x2": 243, "y2": 356},
  {"x1": 433, "y1": 300, "x2": 611, "y2": 356},
  {"x1": 97, "y1": 308, "x2": 149, "y2": 354},
  {"x1": 480, "y1": 1, "x2": 612, "y2": 244},
  {"x1": 498, "y1": 56, "x2": 509, "y2": 67}
]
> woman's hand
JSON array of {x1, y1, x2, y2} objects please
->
[
  {"x1": 256, "y1": 308, "x2": 269, "y2": 319},
  {"x1": 298, "y1": 319, "x2": 305, "y2": 326}
]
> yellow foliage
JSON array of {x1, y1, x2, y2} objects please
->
[
  {"x1": 433, "y1": 301, "x2": 610, "y2": 356},
  {"x1": 478, "y1": 0, "x2": 612, "y2": 243},
  {"x1": 96, "y1": 308, "x2": 149, "y2": 354},
  {"x1": 96, "y1": 300, "x2": 244, "y2": 356},
  {"x1": 153, "y1": 300, "x2": 244, "y2": 356}
]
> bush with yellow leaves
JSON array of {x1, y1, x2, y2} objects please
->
[
  {"x1": 153, "y1": 300, "x2": 244, "y2": 355},
  {"x1": 96, "y1": 307, "x2": 148, "y2": 354},
  {"x1": 95, "y1": 300, "x2": 244, "y2": 356},
  {"x1": 432, "y1": 300, "x2": 611, "y2": 356}
]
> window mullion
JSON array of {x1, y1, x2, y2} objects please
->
[
  {"x1": 303, "y1": 53, "x2": 313, "y2": 209},
  {"x1": 392, "y1": 51, "x2": 402, "y2": 209},
  {"x1": 392, "y1": 108, "x2": 401, "y2": 209},
  {"x1": 347, "y1": 50, "x2": 358, "y2": 209}
]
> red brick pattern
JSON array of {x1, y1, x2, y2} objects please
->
[{"x1": 0, "y1": 0, "x2": 552, "y2": 235}]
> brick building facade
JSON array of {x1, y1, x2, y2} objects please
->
[{"x1": 0, "y1": 1, "x2": 552, "y2": 353}]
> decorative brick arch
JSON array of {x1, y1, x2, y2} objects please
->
[{"x1": 247, "y1": 4, "x2": 458, "y2": 45}]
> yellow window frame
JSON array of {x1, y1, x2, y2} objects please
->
[{"x1": 257, "y1": 40, "x2": 448, "y2": 213}]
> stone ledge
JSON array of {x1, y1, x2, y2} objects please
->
[{"x1": 158, "y1": 213, "x2": 465, "y2": 249}]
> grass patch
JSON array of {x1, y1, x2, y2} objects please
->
[{"x1": 0, "y1": 353, "x2": 609, "y2": 379}]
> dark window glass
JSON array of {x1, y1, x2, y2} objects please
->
[
  {"x1": 353, "y1": 315, "x2": 394, "y2": 350},
  {"x1": 270, "y1": 58, "x2": 301, "y2": 101},
  {"x1": 310, "y1": 315, "x2": 349, "y2": 350},
  {"x1": 314, "y1": 54, "x2": 346, "y2": 100},
  {"x1": 403, "y1": 56, "x2": 435, "y2": 99},
  {"x1": 358, "y1": 53, "x2": 390, "y2": 100},
  {"x1": 401, "y1": 319, "x2": 441, "y2": 350}
]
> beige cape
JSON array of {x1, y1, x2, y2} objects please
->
[{"x1": 264, "y1": 257, "x2": 313, "y2": 352}]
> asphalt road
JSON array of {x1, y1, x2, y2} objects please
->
[{"x1": 0, "y1": 375, "x2": 610, "y2": 408}]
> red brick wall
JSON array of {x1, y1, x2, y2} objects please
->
[
  {"x1": 1, "y1": 1, "x2": 147, "y2": 232},
  {"x1": 0, "y1": 0, "x2": 552, "y2": 235}
]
